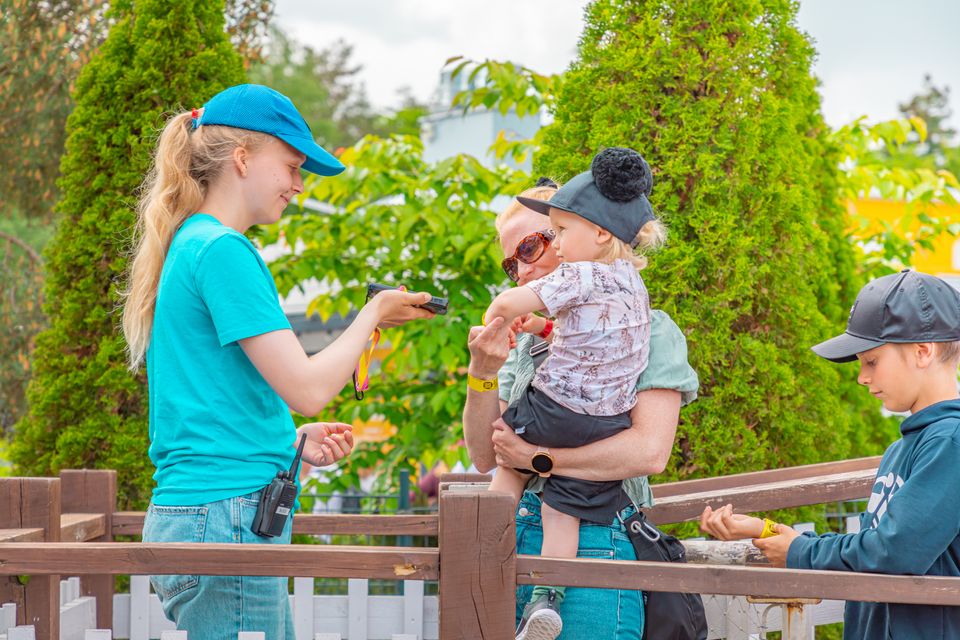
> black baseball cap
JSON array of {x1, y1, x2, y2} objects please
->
[
  {"x1": 811, "y1": 270, "x2": 960, "y2": 363},
  {"x1": 516, "y1": 147, "x2": 656, "y2": 248}
]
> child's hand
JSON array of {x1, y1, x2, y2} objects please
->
[
  {"x1": 516, "y1": 313, "x2": 548, "y2": 336},
  {"x1": 699, "y1": 504, "x2": 765, "y2": 540},
  {"x1": 753, "y1": 524, "x2": 801, "y2": 568}
]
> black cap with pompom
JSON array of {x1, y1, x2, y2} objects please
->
[
  {"x1": 516, "y1": 146, "x2": 656, "y2": 247},
  {"x1": 591, "y1": 147, "x2": 652, "y2": 202}
]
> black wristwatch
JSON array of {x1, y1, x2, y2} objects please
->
[{"x1": 530, "y1": 447, "x2": 554, "y2": 477}]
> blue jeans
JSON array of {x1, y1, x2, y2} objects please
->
[
  {"x1": 516, "y1": 491, "x2": 644, "y2": 639},
  {"x1": 143, "y1": 490, "x2": 295, "y2": 639}
]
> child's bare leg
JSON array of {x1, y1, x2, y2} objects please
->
[
  {"x1": 540, "y1": 502, "x2": 580, "y2": 559},
  {"x1": 488, "y1": 465, "x2": 529, "y2": 506}
]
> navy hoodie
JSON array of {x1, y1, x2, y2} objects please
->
[{"x1": 787, "y1": 398, "x2": 960, "y2": 639}]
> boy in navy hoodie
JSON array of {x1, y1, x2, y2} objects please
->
[{"x1": 700, "y1": 269, "x2": 960, "y2": 639}]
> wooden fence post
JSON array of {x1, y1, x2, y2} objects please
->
[
  {"x1": 60, "y1": 470, "x2": 117, "y2": 630},
  {"x1": 438, "y1": 485, "x2": 515, "y2": 639},
  {"x1": 0, "y1": 477, "x2": 61, "y2": 640}
]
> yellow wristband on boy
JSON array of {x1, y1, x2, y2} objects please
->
[
  {"x1": 467, "y1": 373, "x2": 498, "y2": 393},
  {"x1": 760, "y1": 518, "x2": 780, "y2": 538}
]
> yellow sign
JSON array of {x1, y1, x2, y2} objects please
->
[{"x1": 850, "y1": 199, "x2": 960, "y2": 282}]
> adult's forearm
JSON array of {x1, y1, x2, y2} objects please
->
[
  {"x1": 462, "y1": 387, "x2": 502, "y2": 473},
  {"x1": 550, "y1": 389, "x2": 680, "y2": 481}
]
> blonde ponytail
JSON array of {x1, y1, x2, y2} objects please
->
[{"x1": 122, "y1": 111, "x2": 272, "y2": 370}]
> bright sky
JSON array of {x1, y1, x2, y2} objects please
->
[{"x1": 273, "y1": 0, "x2": 960, "y2": 130}]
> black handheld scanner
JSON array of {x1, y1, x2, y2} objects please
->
[
  {"x1": 366, "y1": 283, "x2": 449, "y2": 315},
  {"x1": 251, "y1": 434, "x2": 306, "y2": 538}
]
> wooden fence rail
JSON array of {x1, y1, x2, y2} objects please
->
[{"x1": 3, "y1": 459, "x2": 956, "y2": 640}]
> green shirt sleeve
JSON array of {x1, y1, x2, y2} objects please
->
[
  {"x1": 498, "y1": 343, "x2": 519, "y2": 403},
  {"x1": 636, "y1": 310, "x2": 699, "y2": 407}
]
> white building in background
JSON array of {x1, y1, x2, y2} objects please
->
[
  {"x1": 271, "y1": 69, "x2": 542, "y2": 353},
  {"x1": 421, "y1": 69, "x2": 541, "y2": 172}
]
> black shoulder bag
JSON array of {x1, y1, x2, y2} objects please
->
[{"x1": 622, "y1": 509, "x2": 708, "y2": 640}]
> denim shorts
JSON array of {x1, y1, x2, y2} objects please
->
[
  {"x1": 142, "y1": 489, "x2": 295, "y2": 640},
  {"x1": 516, "y1": 490, "x2": 644, "y2": 639}
]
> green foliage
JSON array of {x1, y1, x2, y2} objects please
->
[
  {"x1": 833, "y1": 116, "x2": 960, "y2": 278},
  {"x1": 251, "y1": 134, "x2": 529, "y2": 490},
  {"x1": 248, "y1": 28, "x2": 428, "y2": 151},
  {"x1": 0, "y1": 0, "x2": 108, "y2": 220},
  {"x1": 10, "y1": 0, "x2": 246, "y2": 507},
  {"x1": 534, "y1": 0, "x2": 897, "y2": 480},
  {"x1": 0, "y1": 0, "x2": 272, "y2": 222},
  {"x1": 0, "y1": 212, "x2": 50, "y2": 434}
]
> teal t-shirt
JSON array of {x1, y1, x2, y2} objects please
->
[{"x1": 147, "y1": 214, "x2": 295, "y2": 506}]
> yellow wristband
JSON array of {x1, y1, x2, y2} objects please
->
[
  {"x1": 760, "y1": 518, "x2": 780, "y2": 538},
  {"x1": 467, "y1": 373, "x2": 498, "y2": 393}
]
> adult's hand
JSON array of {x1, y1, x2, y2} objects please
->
[
  {"x1": 467, "y1": 316, "x2": 511, "y2": 379},
  {"x1": 371, "y1": 289, "x2": 436, "y2": 328},
  {"x1": 295, "y1": 422, "x2": 354, "y2": 467},
  {"x1": 492, "y1": 418, "x2": 536, "y2": 469}
]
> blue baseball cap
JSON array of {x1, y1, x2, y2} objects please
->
[{"x1": 197, "y1": 84, "x2": 345, "y2": 177}]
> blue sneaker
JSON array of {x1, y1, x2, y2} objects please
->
[{"x1": 516, "y1": 588, "x2": 563, "y2": 640}]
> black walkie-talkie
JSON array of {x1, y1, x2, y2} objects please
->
[{"x1": 252, "y1": 434, "x2": 306, "y2": 538}]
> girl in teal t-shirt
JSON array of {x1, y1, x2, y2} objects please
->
[{"x1": 122, "y1": 84, "x2": 436, "y2": 639}]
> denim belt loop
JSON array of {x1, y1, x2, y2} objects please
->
[{"x1": 616, "y1": 497, "x2": 642, "y2": 526}]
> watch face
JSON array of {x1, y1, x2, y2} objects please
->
[
  {"x1": 531, "y1": 452, "x2": 553, "y2": 474},
  {"x1": 481, "y1": 380, "x2": 496, "y2": 391}
]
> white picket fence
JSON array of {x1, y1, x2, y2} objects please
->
[{"x1": 3, "y1": 520, "x2": 862, "y2": 640}]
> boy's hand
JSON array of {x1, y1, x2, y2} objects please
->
[
  {"x1": 699, "y1": 504, "x2": 765, "y2": 539},
  {"x1": 753, "y1": 524, "x2": 801, "y2": 568}
]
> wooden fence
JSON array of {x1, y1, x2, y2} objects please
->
[{"x1": 3, "y1": 458, "x2": 960, "y2": 640}]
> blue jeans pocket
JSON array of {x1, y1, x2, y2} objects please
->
[{"x1": 143, "y1": 505, "x2": 208, "y2": 600}]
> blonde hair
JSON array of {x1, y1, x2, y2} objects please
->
[
  {"x1": 122, "y1": 111, "x2": 273, "y2": 370},
  {"x1": 495, "y1": 181, "x2": 559, "y2": 238},
  {"x1": 596, "y1": 218, "x2": 667, "y2": 270},
  {"x1": 936, "y1": 341, "x2": 960, "y2": 366}
]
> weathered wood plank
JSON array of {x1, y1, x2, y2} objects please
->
[
  {"x1": 438, "y1": 488, "x2": 515, "y2": 640},
  {"x1": 0, "y1": 543, "x2": 438, "y2": 580},
  {"x1": 59, "y1": 514, "x2": 106, "y2": 542},
  {"x1": 0, "y1": 528, "x2": 44, "y2": 543},
  {"x1": 516, "y1": 556, "x2": 960, "y2": 606},
  {"x1": 0, "y1": 478, "x2": 61, "y2": 640},
  {"x1": 111, "y1": 512, "x2": 439, "y2": 537},
  {"x1": 60, "y1": 470, "x2": 117, "y2": 630},
  {"x1": 646, "y1": 468, "x2": 877, "y2": 525},
  {"x1": 437, "y1": 473, "x2": 492, "y2": 485},
  {"x1": 681, "y1": 540, "x2": 770, "y2": 566},
  {"x1": 651, "y1": 456, "x2": 881, "y2": 498}
]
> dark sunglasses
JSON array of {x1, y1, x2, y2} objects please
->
[{"x1": 501, "y1": 229, "x2": 556, "y2": 282}]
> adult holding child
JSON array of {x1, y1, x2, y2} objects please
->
[
  {"x1": 463, "y1": 150, "x2": 699, "y2": 639},
  {"x1": 122, "y1": 84, "x2": 437, "y2": 639}
]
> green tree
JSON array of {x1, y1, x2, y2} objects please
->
[
  {"x1": 0, "y1": 215, "x2": 47, "y2": 435},
  {"x1": 834, "y1": 116, "x2": 960, "y2": 278},
  {"x1": 10, "y1": 0, "x2": 246, "y2": 507},
  {"x1": 890, "y1": 75, "x2": 957, "y2": 168},
  {"x1": 534, "y1": 0, "x2": 896, "y2": 480},
  {"x1": 0, "y1": 0, "x2": 272, "y2": 223}
]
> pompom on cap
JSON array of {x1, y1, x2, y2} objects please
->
[{"x1": 591, "y1": 147, "x2": 652, "y2": 202}]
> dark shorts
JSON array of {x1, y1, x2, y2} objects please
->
[{"x1": 502, "y1": 385, "x2": 631, "y2": 523}]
